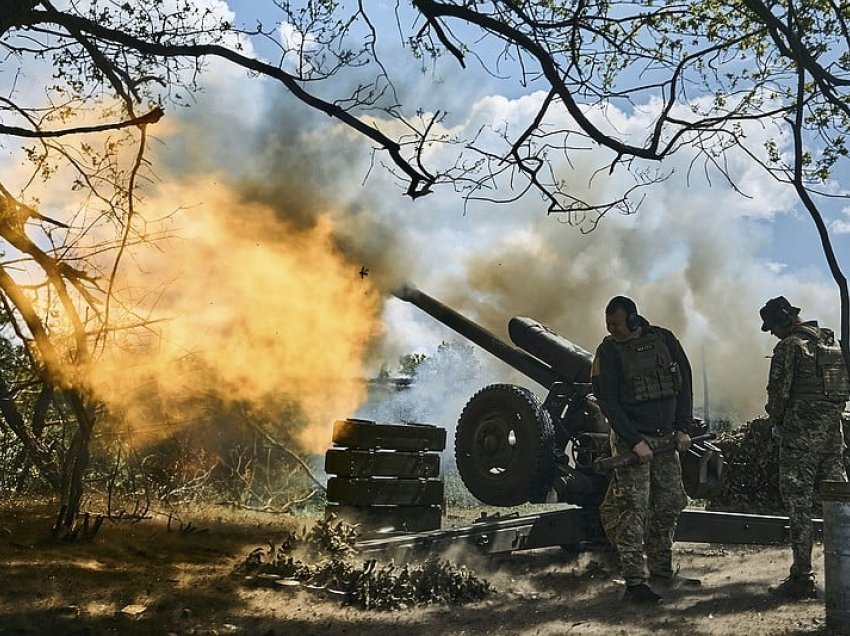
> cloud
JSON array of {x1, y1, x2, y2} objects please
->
[
  {"x1": 831, "y1": 207, "x2": 850, "y2": 234},
  {"x1": 765, "y1": 262, "x2": 788, "y2": 273}
]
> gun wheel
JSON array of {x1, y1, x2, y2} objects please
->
[{"x1": 455, "y1": 383, "x2": 555, "y2": 506}]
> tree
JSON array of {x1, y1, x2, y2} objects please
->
[
  {"x1": 0, "y1": 304, "x2": 63, "y2": 493},
  {"x1": 1, "y1": 1, "x2": 238, "y2": 521},
  {"x1": 398, "y1": 352, "x2": 428, "y2": 377},
  {"x1": 3, "y1": 1, "x2": 850, "y2": 519},
  {"x1": 1, "y1": 0, "x2": 377, "y2": 521}
]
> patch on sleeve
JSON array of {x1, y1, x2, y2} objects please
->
[{"x1": 768, "y1": 356, "x2": 783, "y2": 382}]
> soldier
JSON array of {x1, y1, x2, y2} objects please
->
[
  {"x1": 760, "y1": 296, "x2": 849, "y2": 599},
  {"x1": 592, "y1": 296, "x2": 695, "y2": 604}
]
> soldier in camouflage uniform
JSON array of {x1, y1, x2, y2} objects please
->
[
  {"x1": 592, "y1": 296, "x2": 695, "y2": 604},
  {"x1": 760, "y1": 296, "x2": 849, "y2": 600}
]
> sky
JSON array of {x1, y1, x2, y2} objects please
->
[{"x1": 2, "y1": 0, "x2": 849, "y2": 452}]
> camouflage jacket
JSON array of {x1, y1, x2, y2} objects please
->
[{"x1": 766, "y1": 321, "x2": 840, "y2": 426}]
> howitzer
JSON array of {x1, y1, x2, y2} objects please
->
[{"x1": 393, "y1": 284, "x2": 723, "y2": 507}]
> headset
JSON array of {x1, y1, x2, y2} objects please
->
[{"x1": 606, "y1": 295, "x2": 641, "y2": 331}]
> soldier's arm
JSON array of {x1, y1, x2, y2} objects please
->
[
  {"x1": 665, "y1": 330, "x2": 694, "y2": 432},
  {"x1": 766, "y1": 338, "x2": 796, "y2": 425},
  {"x1": 592, "y1": 342, "x2": 642, "y2": 447}
]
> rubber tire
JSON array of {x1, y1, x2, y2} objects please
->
[{"x1": 455, "y1": 383, "x2": 556, "y2": 506}]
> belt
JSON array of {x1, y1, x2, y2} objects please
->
[{"x1": 640, "y1": 430, "x2": 672, "y2": 439}]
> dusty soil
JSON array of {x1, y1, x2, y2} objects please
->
[{"x1": 0, "y1": 501, "x2": 844, "y2": 636}]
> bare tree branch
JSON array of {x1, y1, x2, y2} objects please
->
[{"x1": 0, "y1": 107, "x2": 164, "y2": 138}]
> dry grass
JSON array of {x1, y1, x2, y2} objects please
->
[{"x1": 0, "y1": 500, "x2": 842, "y2": 636}]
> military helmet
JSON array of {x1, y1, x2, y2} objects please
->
[{"x1": 759, "y1": 296, "x2": 800, "y2": 332}]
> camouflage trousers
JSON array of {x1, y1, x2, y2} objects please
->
[
  {"x1": 778, "y1": 400, "x2": 847, "y2": 577},
  {"x1": 599, "y1": 432, "x2": 687, "y2": 586}
]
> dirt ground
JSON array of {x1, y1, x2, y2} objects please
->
[{"x1": 0, "y1": 500, "x2": 845, "y2": 636}]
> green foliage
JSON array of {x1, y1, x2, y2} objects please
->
[
  {"x1": 44, "y1": 0, "x2": 230, "y2": 107},
  {"x1": 0, "y1": 308, "x2": 28, "y2": 386},
  {"x1": 422, "y1": 341, "x2": 482, "y2": 383},
  {"x1": 712, "y1": 418, "x2": 736, "y2": 435},
  {"x1": 0, "y1": 307, "x2": 67, "y2": 495},
  {"x1": 442, "y1": 468, "x2": 483, "y2": 508},
  {"x1": 396, "y1": 341, "x2": 481, "y2": 381},
  {"x1": 707, "y1": 418, "x2": 784, "y2": 515},
  {"x1": 398, "y1": 352, "x2": 427, "y2": 377},
  {"x1": 240, "y1": 530, "x2": 493, "y2": 611}
]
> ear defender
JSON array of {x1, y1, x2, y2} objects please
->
[{"x1": 606, "y1": 295, "x2": 641, "y2": 331}]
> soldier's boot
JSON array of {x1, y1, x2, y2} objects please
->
[
  {"x1": 623, "y1": 583, "x2": 663, "y2": 604},
  {"x1": 768, "y1": 574, "x2": 817, "y2": 600}
]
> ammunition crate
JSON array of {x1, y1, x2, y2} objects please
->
[
  {"x1": 324, "y1": 448, "x2": 440, "y2": 478},
  {"x1": 332, "y1": 418, "x2": 446, "y2": 452},
  {"x1": 325, "y1": 419, "x2": 445, "y2": 532},
  {"x1": 327, "y1": 476, "x2": 444, "y2": 506}
]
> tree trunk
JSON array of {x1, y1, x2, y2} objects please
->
[{"x1": 60, "y1": 389, "x2": 95, "y2": 526}]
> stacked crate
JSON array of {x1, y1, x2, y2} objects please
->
[{"x1": 324, "y1": 418, "x2": 446, "y2": 533}]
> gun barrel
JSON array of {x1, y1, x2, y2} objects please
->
[
  {"x1": 508, "y1": 317, "x2": 592, "y2": 383},
  {"x1": 393, "y1": 284, "x2": 559, "y2": 388}
]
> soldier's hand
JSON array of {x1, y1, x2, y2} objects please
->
[
  {"x1": 673, "y1": 431, "x2": 691, "y2": 452},
  {"x1": 632, "y1": 440, "x2": 653, "y2": 463}
]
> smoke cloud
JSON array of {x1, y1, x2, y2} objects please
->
[{"x1": 83, "y1": 180, "x2": 381, "y2": 453}]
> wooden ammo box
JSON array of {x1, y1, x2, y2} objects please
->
[{"x1": 324, "y1": 418, "x2": 446, "y2": 533}]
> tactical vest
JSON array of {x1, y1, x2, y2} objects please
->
[
  {"x1": 789, "y1": 325, "x2": 850, "y2": 402},
  {"x1": 611, "y1": 328, "x2": 683, "y2": 404}
]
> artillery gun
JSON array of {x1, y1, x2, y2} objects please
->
[
  {"x1": 392, "y1": 283, "x2": 722, "y2": 509},
  {"x1": 344, "y1": 285, "x2": 818, "y2": 557}
]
